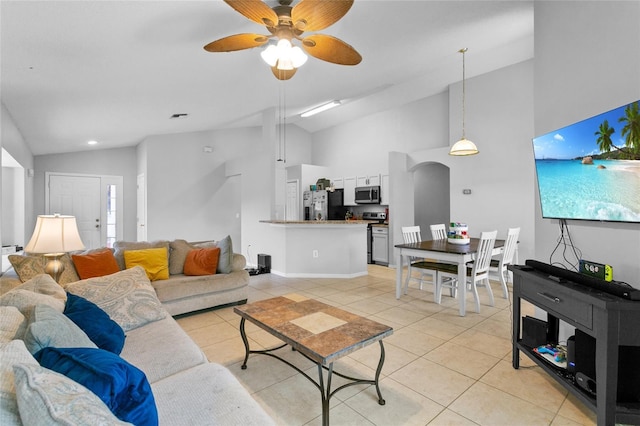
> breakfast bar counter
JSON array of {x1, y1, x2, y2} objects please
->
[{"x1": 259, "y1": 220, "x2": 369, "y2": 278}]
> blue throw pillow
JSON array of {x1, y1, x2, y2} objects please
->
[
  {"x1": 64, "y1": 292, "x2": 126, "y2": 354},
  {"x1": 34, "y1": 347, "x2": 158, "y2": 426}
]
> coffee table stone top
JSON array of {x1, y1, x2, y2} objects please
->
[{"x1": 234, "y1": 294, "x2": 393, "y2": 364}]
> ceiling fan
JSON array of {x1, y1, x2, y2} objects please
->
[{"x1": 204, "y1": 0, "x2": 362, "y2": 80}]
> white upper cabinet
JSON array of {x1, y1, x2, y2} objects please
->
[
  {"x1": 343, "y1": 176, "x2": 357, "y2": 206},
  {"x1": 356, "y1": 174, "x2": 380, "y2": 187}
]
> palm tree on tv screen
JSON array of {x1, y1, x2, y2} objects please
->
[
  {"x1": 619, "y1": 101, "x2": 640, "y2": 159},
  {"x1": 594, "y1": 101, "x2": 640, "y2": 160}
]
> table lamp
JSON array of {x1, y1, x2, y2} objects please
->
[{"x1": 24, "y1": 214, "x2": 85, "y2": 282}]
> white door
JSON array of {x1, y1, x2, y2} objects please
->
[
  {"x1": 285, "y1": 180, "x2": 299, "y2": 221},
  {"x1": 48, "y1": 175, "x2": 101, "y2": 249},
  {"x1": 137, "y1": 174, "x2": 147, "y2": 241}
]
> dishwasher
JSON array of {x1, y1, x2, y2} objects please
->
[{"x1": 371, "y1": 225, "x2": 389, "y2": 266}]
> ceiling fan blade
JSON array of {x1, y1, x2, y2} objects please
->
[
  {"x1": 204, "y1": 33, "x2": 270, "y2": 52},
  {"x1": 271, "y1": 66, "x2": 297, "y2": 80},
  {"x1": 223, "y1": 0, "x2": 279, "y2": 27},
  {"x1": 301, "y1": 34, "x2": 361, "y2": 65},
  {"x1": 292, "y1": 0, "x2": 354, "y2": 32}
]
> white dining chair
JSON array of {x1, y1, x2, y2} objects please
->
[
  {"x1": 436, "y1": 230, "x2": 497, "y2": 313},
  {"x1": 430, "y1": 224, "x2": 447, "y2": 240},
  {"x1": 401, "y1": 226, "x2": 436, "y2": 294},
  {"x1": 489, "y1": 227, "x2": 520, "y2": 299}
]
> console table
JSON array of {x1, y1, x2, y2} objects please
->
[{"x1": 510, "y1": 265, "x2": 640, "y2": 426}]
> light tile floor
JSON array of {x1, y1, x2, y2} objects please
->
[{"x1": 176, "y1": 265, "x2": 597, "y2": 426}]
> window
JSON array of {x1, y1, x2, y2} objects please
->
[{"x1": 106, "y1": 184, "x2": 117, "y2": 248}]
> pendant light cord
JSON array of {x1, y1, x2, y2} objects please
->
[{"x1": 459, "y1": 47, "x2": 467, "y2": 140}]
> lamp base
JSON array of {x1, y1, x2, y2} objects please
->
[{"x1": 43, "y1": 253, "x2": 65, "y2": 283}]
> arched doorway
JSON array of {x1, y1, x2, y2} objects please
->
[{"x1": 413, "y1": 162, "x2": 450, "y2": 234}]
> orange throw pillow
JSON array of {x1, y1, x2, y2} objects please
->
[
  {"x1": 183, "y1": 248, "x2": 220, "y2": 276},
  {"x1": 72, "y1": 248, "x2": 120, "y2": 280}
]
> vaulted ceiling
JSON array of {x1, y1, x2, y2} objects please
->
[{"x1": 1, "y1": 1, "x2": 533, "y2": 156}]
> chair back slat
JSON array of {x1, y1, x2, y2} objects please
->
[
  {"x1": 401, "y1": 226, "x2": 422, "y2": 244},
  {"x1": 472, "y1": 230, "x2": 497, "y2": 277},
  {"x1": 501, "y1": 227, "x2": 520, "y2": 266},
  {"x1": 430, "y1": 224, "x2": 447, "y2": 240}
]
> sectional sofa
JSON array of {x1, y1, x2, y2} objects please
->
[{"x1": 0, "y1": 267, "x2": 274, "y2": 425}]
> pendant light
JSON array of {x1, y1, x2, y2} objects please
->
[{"x1": 449, "y1": 48, "x2": 479, "y2": 156}]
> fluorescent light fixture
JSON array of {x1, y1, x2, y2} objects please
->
[
  {"x1": 300, "y1": 101, "x2": 341, "y2": 118},
  {"x1": 87, "y1": 140, "x2": 98, "y2": 145}
]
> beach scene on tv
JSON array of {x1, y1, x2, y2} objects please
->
[{"x1": 532, "y1": 100, "x2": 640, "y2": 223}]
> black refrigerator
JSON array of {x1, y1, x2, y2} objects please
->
[{"x1": 327, "y1": 189, "x2": 347, "y2": 220}]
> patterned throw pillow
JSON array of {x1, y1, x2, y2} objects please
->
[
  {"x1": 65, "y1": 266, "x2": 166, "y2": 332},
  {"x1": 8, "y1": 254, "x2": 80, "y2": 285},
  {"x1": 13, "y1": 363, "x2": 132, "y2": 426},
  {"x1": 0, "y1": 340, "x2": 39, "y2": 424},
  {"x1": 0, "y1": 274, "x2": 67, "y2": 314}
]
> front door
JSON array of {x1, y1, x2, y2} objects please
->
[{"x1": 48, "y1": 174, "x2": 101, "y2": 249}]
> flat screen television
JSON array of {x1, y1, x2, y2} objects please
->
[{"x1": 532, "y1": 100, "x2": 640, "y2": 223}]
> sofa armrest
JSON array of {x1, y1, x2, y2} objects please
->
[{"x1": 231, "y1": 254, "x2": 246, "y2": 272}]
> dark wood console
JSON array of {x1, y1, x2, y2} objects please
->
[{"x1": 510, "y1": 265, "x2": 640, "y2": 426}]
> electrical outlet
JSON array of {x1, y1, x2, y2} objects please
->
[{"x1": 312, "y1": 250, "x2": 319, "y2": 258}]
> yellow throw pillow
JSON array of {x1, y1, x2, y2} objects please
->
[{"x1": 123, "y1": 248, "x2": 169, "y2": 281}]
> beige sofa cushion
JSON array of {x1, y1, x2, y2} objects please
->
[
  {"x1": 119, "y1": 315, "x2": 206, "y2": 383},
  {"x1": 151, "y1": 270, "x2": 247, "y2": 304}
]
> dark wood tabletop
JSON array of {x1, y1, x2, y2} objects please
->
[{"x1": 395, "y1": 238, "x2": 505, "y2": 254}]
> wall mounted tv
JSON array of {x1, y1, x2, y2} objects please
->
[{"x1": 532, "y1": 100, "x2": 640, "y2": 223}]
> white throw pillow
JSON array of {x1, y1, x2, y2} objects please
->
[
  {"x1": 0, "y1": 307, "x2": 26, "y2": 343},
  {"x1": 22, "y1": 304, "x2": 96, "y2": 355},
  {"x1": 65, "y1": 266, "x2": 166, "y2": 332},
  {"x1": 13, "y1": 363, "x2": 132, "y2": 426},
  {"x1": 0, "y1": 274, "x2": 66, "y2": 315}
]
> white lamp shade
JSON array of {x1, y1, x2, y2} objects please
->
[
  {"x1": 449, "y1": 138, "x2": 479, "y2": 156},
  {"x1": 25, "y1": 214, "x2": 85, "y2": 254}
]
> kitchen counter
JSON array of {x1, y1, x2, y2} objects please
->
[
  {"x1": 260, "y1": 220, "x2": 373, "y2": 225},
  {"x1": 258, "y1": 220, "x2": 368, "y2": 278}
]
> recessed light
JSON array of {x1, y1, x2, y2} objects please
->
[
  {"x1": 87, "y1": 140, "x2": 98, "y2": 145},
  {"x1": 170, "y1": 113, "x2": 189, "y2": 119}
]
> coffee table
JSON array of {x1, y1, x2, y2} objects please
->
[{"x1": 234, "y1": 294, "x2": 393, "y2": 426}]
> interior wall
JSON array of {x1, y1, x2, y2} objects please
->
[
  {"x1": 1, "y1": 167, "x2": 24, "y2": 246},
  {"x1": 1, "y1": 103, "x2": 34, "y2": 246},
  {"x1": 413, "y1": 162, "x2": 450, "y2": 234},
  {"x1": 34, "y1": 147, "x2": 138, "y2": 241},
  {"x1": 311, "y1": 91, "x2": 449, "y2": 176},
  {"x1": 534, "y1": 1, "x2": 640, "y2": 286}
]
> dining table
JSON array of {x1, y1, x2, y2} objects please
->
[{"x1": 395, "y1": 238, "x2": 506, "y2": 316}]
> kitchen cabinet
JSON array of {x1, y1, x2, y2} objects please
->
[
  {"x1": 343, "y1": 176, "x2": 357, "y2": 206},
  {"x1": 381, "y1": 174, "x2": 389, "y2": 205},
  {"x1": 357, "y1": 174, "x2": 380, "y2": 187},
  {"x1": 331, "y1": 177, "x2": 344, "y2": 189},
  {"x1": 371, "y1": 226, "x2": 389, "y2": 265}
]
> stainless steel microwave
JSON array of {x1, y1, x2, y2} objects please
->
[{"x1": 355, "y1": 186, "x2": 381, "y2": 204}]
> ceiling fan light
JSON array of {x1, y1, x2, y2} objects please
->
[
  {"x1": 276, "y1": 59, "x2": 294, "y2": 70},
  {"x1": 261, "y1": 44, "x2": 278, "y2": 67},
  {"x1": 290, "y1": 46, "x2": 307, "y2": 68},
  {"x1": 449, "y1": 138, "x2": 479, "y2": 156}
]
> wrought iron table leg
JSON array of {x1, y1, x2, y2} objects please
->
[
  {"x1": 239, "y1": 317, "x2": 250, "y2": 369},
  {"x1": 374, "y1": 340, "x2": 386, "y2": 405}
]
